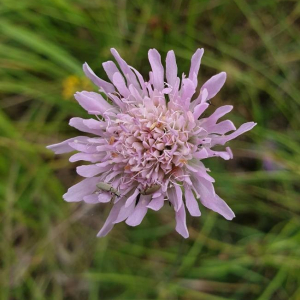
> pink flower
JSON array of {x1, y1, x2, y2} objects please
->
[{"x1": 47, "y1": 48, "x2": 256, "y2": 238}]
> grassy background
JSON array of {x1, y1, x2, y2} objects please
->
[{"x1": 1, "y1": 0, "x2": 300, "y2": 299}]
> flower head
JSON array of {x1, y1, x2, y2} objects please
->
[{"x1": 47, "y1": 48, "x2": 256, "y2": 238}]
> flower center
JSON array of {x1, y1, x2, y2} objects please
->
[{"x1": 107, "y1": 103, "x2": 198, "y2": 188}]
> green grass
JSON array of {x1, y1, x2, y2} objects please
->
[{"x1": 1, "y1": 0, "x2": 300, "y2": 299}]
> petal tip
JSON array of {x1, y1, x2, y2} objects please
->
[
  {"x1": 227, "y1": 213, "x2": 235, "y2": 221},
  {"x1": 62, "y1": 193, "x2": 70, "y2": 202},
  {"x1": 197, "y1": 48, "x2": 204, "y2": 54},
  {"x1": 96, "y1": 230, "x2": 105, "y2": 238}
]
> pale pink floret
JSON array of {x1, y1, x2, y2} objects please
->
[{"x1": 47, "y1": 48, "x2": 256, "y2": 238}]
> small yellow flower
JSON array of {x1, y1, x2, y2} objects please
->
[{"x1": 62, "y1": 75, "x2": 92, "y2": 99}]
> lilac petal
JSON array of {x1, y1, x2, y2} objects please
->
[
  {"x1": 69, "y1": 152, "x2": 104, "y2": 163},
  {"x1": 204, "y1": 105, "x2": 233, "y2": 126},
  {"x1": 162, "y1": 87, "x2": 172, "y2": 94},
  {"x1": 82, "y1": 119, "x2": 106, "y2": 130},
  {"x1": 185, "y1": 159, "x2": 202, "y2": 172},
  {"x1": 192, "y1": 177, "x2": 235, "y2": 220},
  {"x1": 212, "y1": 122, "x2": 257, "y2": 146},
  {"x1": 129, "y1": 66, "x2": 147, "y2": 96},
  {"x1": 188, "y1": 166, "x2": 215, "y2": 182},
  {"x1": 166, "y1": 50, "x2": 177, "y2": 87},
  {"x1": 74, "y1": 91, "x2": 117, "y2": 115},
  {"x1": 83, "y1": 63, "x2": 115, "y2": 93},
  {"x1": 98, "y1": 192, "x2": 112, "y2": 203},
  {"x1": 196, "y1": 170, "x2": 215, "y2": 182},
  {"x1": 146, "y1": 78, "x2": 154, "y2": 97},
  {"x1": 128, "y1": 84, "x2": 143, "y2": 102},
  {"x1": 148, "y1": 49, "x2": 164, "y2": 91},
  {"x1": 226, "y1": 147, "x2": 233, "y2": 159},
  {"x1": 188, "y1": 48, "x2": 204, "y2": 87},
  {"x1": 69, "y1": 117, "x2": 103, "y2": 135},
  {"x1": 112, "y1": 72, "x2": 130, "y2": 98},
  {"x1": 110, "y1": 48, "x2": 140, "y2": 90},
  {"x1": 168, "y1": 186, "x2": 182, "y2": 212},
  {"x1": 174, "y1": 184, "x2": 183, "y2": 210},
  {"x1": 77, "y1": 165, "x2": 109, "y2": 177},
  {"x1": 207, "y1": 120, "x2": 236, "y2": 134},
  {"x1": 126, "y1": 195, "x2": 150, "y2": 226},
  {"x1": 185, "y1": 187, "x2": 201, "y2": 217},
  {"x1": 193, "y1": 103, "x2": 209, "y2": 119},
  {"x1": 175, "y1": 204, "x2": 189, "y2": 238},
  {"x1": 181, "y1": 78, "x2": 196, "y2": 108},
  {"x1": 201, "y1": 72, "x2": 227, "y2": 101},
  {"x1": 96, "y1": 161, "x2": 112, "y2": 168},
  {"x1": 102, "y1": 61, "x2": 120, "y2": 83},
  {"x1": 105, "y1": 170, "x2": 122, "y2": 183},
  {"x1": 200, "y1": 88, "x2": 209, "y2": 104},
  {"x1": 190, "y1": 88, "x2": 208, "y2": 110},
  {"x1": 147, "y1": 195, "x2": 164, "y2": 211},
  {"x1": 186, "y1": 160, "x2": 215, "y2": 182},
  {"x1": 108, "y1": 93, "x2": 126, "y2": 109},
  {"x1": 68, "y1": 141, "x2": 98, "y2": 154},
  {"x1": 83, "y1": 194, "x2": 99, "y2": 204},
  {"x1": 191, "y1": 176, "x2": 215, "y2": 199},
  {"x1": 183, "y1": 175, "x2": 193, "y2": 187},
  {"x1": 125, "y1": 189, "x2": 140, "y2": 208},
  {"x1": 206, "y1": 194, "x2": 235, "y2": 220},
  {"x1": 206, "y1": 148, "x2": 232, "y2": 160},
  {"x1": 63, "y1": 177, "x2": 100, "y2": 202},
  {"x1": 113, "y1": 200, "x2": 135, "y2": 223},
  {"x1": 47, "y1": 136, "x2": 88, "y2": 154},
  {"x1": 193, "y1": 148, "x2": 208, "y2": 159},
  {"x1": 97, "y1": 199, "x2": 125, "y2": 237}
]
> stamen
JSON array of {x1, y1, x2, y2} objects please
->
[
  {"x1": 150, "y1": 122, "x2": 158, "y2": 131},
  {"x1": 109, "y1": 136, "x2": 115, "y2": 145}
]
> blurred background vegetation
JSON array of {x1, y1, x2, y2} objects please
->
[{"x1": 1, "y1": 0, "x2": 300, "y2": 299}]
